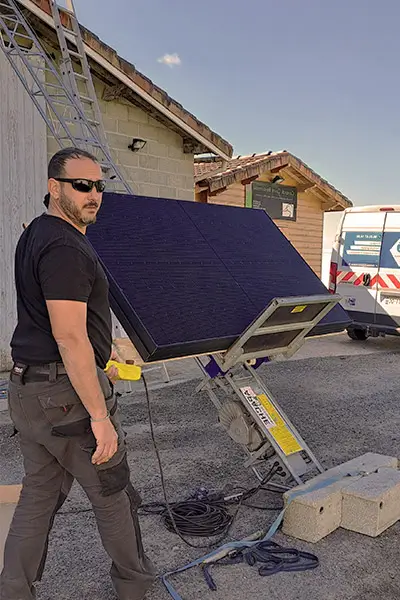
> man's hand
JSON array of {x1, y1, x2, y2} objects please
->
[
  {"x1": 105, "y1": 363, "x2": 119, "y2": 384},
  {"x1": 91, "y1": 419, "x2": 118, "y2": 465},
  {"x1": 105, "y1": 343, "x2": 124, "y2": 383}
]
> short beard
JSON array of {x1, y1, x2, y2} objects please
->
[{"x1": 59, "y1": 191, "x2": 97, "y2": 226}]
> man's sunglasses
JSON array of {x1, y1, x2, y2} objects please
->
[{"x1": 55, "y1": 178, "x2": 106, "y2": 193}]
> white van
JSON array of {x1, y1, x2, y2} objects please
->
[{"x1": 330, "y1": 205, "x2": 400, "y2": 340}]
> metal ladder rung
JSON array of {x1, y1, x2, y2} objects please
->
[
  {"x1": 7, "y1": 32, "x2": 33, "y2": 42},
  {"x1": 63, "y1": 117, "x2": 87, "y2": 125},
  {"x1": 1, "y1": 15, "x2": 19, "y2": 24},
  {"x1": 76, "y1": 94, "x2": 95, "y2": 104},
  {"x1": 57, "y1": 5, "x2": 74, "y2": 17},
  {"x1": 47, "y1": 98, "x2": 71, "y2": 106},
  {"x1": 74, "y1": 137, "x2": 104, "y2": 146},
  {"x1": 74, "y1": 72, "x2": 88, "y2": 81},
  {"x1": 45, "y1": 81, "x2": 68, "y2": 90},
  {"x1": 60, "y1": 26, "x2": 77, "y2": 37},
  {"x1": 68, "y1": 49, "x2": 83, "y2": 60}
]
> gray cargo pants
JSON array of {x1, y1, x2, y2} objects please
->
[{"x1": 0, "y1": 363, "x2": 156, "y2": 600}]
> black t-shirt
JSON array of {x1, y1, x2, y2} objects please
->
[{"x1": 10, "y1": 214, "x2": 112, "y2": 369}]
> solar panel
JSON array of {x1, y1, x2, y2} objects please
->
[{"x1": 87, "y1": 193, "x2": 350, "y2": 362}]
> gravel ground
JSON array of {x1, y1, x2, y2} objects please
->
[{"x1": 2, "y1": 350, "x2": 400, "y2": 600}]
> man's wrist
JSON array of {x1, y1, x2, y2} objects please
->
[{"x1": 90, "y1": 410, "x2": 110, "y2": 423}]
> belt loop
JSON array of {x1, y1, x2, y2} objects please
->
[{"x1": 49, "y1": 362, "x2": 57, "y2": 383}]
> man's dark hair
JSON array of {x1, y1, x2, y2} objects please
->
[{"x1": 44, "y1": 147, "x2": 99, "y2": 208}]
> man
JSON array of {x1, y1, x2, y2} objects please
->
[{"x1": 0, "y1": 147, "x2": 156, "y2": 600}]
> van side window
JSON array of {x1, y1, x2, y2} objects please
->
[{"x1": 341, "y1": 231, "x2": 382, "y2": 268}]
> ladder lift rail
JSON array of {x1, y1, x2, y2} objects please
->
[
  {"x1": 0, "y1": 0, "x2": 133, "y2": 194},
  {"x1": 50, "y1": 0, "x2": 108, "y2": 149}
]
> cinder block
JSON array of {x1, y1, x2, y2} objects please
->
[
  {"x1": 107, "y1": 132, "x2": 129, "y2": 152},
  {"x1": 167, "y1": 174, "x2": 186, "y2": 189},
  {"x1": 138, "y1": 154, "x2": 160, "y2": 171},
  {"x1": 176, "y1": 189, "x2": 193, "y2": 201},
  {"x1": 159, "y1": 157, "x2": 178, "y2": 174},
  {"x1": 150, "y1": 171, "x2": 169, "y2": 186},
  {"x1": 282, "y1": 486, "x2": 343, "y2": 543},
  {"x1": 138, "y1": 123, "x2": 160, "y2": 142},
  {"x1": 282, "y1": 453, "x2": 398, "y2": 543},
  {"x1": 117, "y1": 150, "x2": 139, "y2": 169},
  {"x1": 117, "y1": 119, "x2": 139, "y2": 137},
  {"x1": 146, "y1": 141, "x2": 168, "y2": 158},
  {"x1": 168, "y1": 144, "x2": 184, "y2": 160},
  {"x1": 341, "y1": 467, "x2": 400, "y2": 537},
  {"x1": 138, "y1": 183, "x2": 159, "y2": 198},
  {"x1": 128, "y1": 105, "x2": 149, "y2": 124},
  {"x1": 158, "y1": 186, "x2": 177, "y2": 199},
  {"x1": 102, "y1": 117, "x2": 118, "y2": 134},
  {"x1": 47, "y1": 134, "x2": 60, "y2": 156},
  {"x1": 157, "y1": 127, "x2": 179, "y2": 146},
  {"x1": 106, "y1": 101, "x2": 129, "y2": 121}
]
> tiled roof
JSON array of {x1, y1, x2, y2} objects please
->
[
  {"x1": 195, "y1": 151, "x2": 352, "y2": 209},
  {"x1": 194, "y1": 160, "x2": 224, "y2": 177},
  {"x1": 23, "y1": 0, "x2": 233, "y2": 159}
]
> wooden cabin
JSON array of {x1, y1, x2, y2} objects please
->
[{"x1": 195, "y1": 151, "x2": 352, "y2": 277}]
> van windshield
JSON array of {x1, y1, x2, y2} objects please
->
[{"x1": 341, "y1": 231, "x2": 382, "y2": 268}]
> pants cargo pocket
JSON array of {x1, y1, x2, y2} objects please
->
[{"x1": 96, "y1": 451, "x2": 130, "y2": 497}]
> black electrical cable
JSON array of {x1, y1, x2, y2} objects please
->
[
  {"x1": 142, "y1": 376, "x2": 286, "y2": 547},
  {"x1": 162, "y1": 500, "x2": 231, "y2": 537},
  {"x1": 143, "y1": 373, "x2": 245, "y2": 548}
]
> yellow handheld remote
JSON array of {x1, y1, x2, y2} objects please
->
[{"x1": 105, "y1": 360, "x2": 142, "y2": 381}]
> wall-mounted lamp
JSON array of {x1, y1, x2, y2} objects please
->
[
  {"x1": 272, "y1": 175, "x2": 284, "y2": 184},
  {"x1": 128, "y1": 138, "x2": 147, "y2": 152}
]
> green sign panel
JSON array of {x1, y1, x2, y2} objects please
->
[{"x1": 249, "y1": 181, "x2": 298, "y2": 222}]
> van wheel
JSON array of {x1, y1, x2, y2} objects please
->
[{"x1": 347, "y1": 327, "x2": 369, "y2": 341}]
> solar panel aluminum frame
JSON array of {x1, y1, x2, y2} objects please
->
[{"x1": 214, "y1": 293, "x2": 342, "y2": 370}]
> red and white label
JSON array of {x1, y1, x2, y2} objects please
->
[{"x1": 337, "y1": 271, "x2": 400, "y2": 289}]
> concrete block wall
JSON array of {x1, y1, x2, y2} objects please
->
[{"x1": 46, "y1": 77, "x2": 195, "y2": 201}]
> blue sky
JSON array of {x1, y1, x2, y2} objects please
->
[{"x1": 74, "y1": 0, "x2": 399, "y2": 206}]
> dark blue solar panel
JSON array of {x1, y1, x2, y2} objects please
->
[
  {"x1": 87, "y1": 193, "x2": 350, "y2": 361},
  {"x1": 179, "y1": 200, "x2": 346, "y2": 329}
]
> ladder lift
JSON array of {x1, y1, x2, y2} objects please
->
[{"x1": 196, "y1": 294, "x2": 342, "y2": 490}]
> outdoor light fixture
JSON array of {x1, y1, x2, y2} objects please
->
[
  {"x1": 272, "y1": 175, "x2": 284, "y2": 184},
  {"x1": 128, "y1": 138, "x2": 147, "y2": 152}
]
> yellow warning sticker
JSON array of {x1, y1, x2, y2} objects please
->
[
  {"x1": 256, "y1": 394, "x2": 303, "y2": 456},
  {"x1": 291, "y1": 305, "x2": 307, "y2": 314}
]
